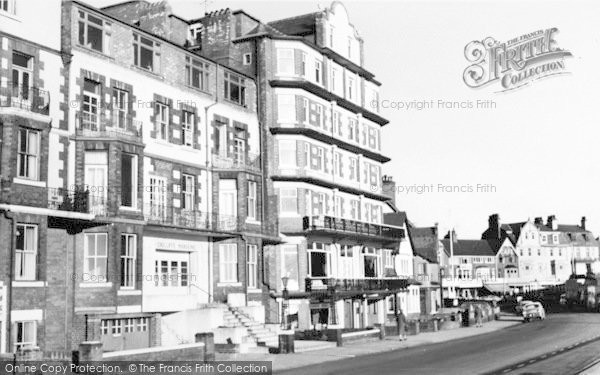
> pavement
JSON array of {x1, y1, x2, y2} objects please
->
[
  {"x1": 217, "y1": 316, "x2": 522, "y2": 372},
  {"x1": 268, "y1": 313, "x2": 600, "y2": 375}
]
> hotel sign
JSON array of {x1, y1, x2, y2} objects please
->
[{"x1": 463, "y1": 28, "x2": 572, "y2": 92}]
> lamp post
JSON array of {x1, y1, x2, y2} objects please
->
[
  {"x1": 439, "y1": 267, "x2": 445, "y2": 311},
  {"x1": 281, "y1": 276, "x2": 289, "y2": 330}
]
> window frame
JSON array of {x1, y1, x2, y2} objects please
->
[
  {"x1": 223, "y1": 72, "x2": 246, "y2": 106},
  {"x1": 181, "y1": 174, "x2": 195, "y2": 211},
  {"x1": 15, "y1": 223, "x2": 37, "y2": 281},
  {"x1": 17, "y1": 127, "x2": 40, "y2": 180},
  {"x1": 276, "y1": 48, "x2": 294, "y2": 75},
  {"x1": 279, "y1": 188, "x2": 298, "y2": 214},
  {"x1": 78, "y1": 10, "x2": 107, "y2": 53},
  {"x1": 181, "y1": 110, "x2": 195, "y2": 147},
  {"x1": 13, "y1": 321, "x2": 36, "y2": 352},
  {"x1": 247, "y1": 244, "x2": 258, "y2": 289},
  {"x1": 120, "y1": 233, "x2": 137, "y2": 289},
  {"x1": 247, "y1": 180, "x2": 257, "y2": 221},
  {"x1": 133, "y1": 33, "x2": 160, "y2": 72},
  {"x1": 219, "y1": 243, "x2": 238, "y2": 283},
  {"x1": 154, "y1": 101, "x2": 169, "y2": 141},
  {"x1": 84, "y1": 233, "x2": 108, "y2": 282},
  {"x1": 185, "y1": 57, "x2": 209, "y2": 91},
  {"x1": 120, "y1": 153, "x2": 137, "y2": 209}
]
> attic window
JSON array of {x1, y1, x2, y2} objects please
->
[
  {"x1": 78, "y1": 11, "x2": 108, "y2": 53},
  {"x1": 133, "y1": 34, "x2": 160, "y2": 72}
]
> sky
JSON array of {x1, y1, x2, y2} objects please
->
[{"x1": 87, "y1": 0, "x2": 600, "y2": 238}]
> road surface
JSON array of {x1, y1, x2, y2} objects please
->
[{"x1": 278, "y1": 313, "x2": 600, "y2": 375}]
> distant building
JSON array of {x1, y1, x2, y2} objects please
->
[
  {"x1": 409, "y1": 225, "x2": 447, "y2": 314},
  {"x1": 482, "y1": 213, "x2": 600, "y2": 291}
]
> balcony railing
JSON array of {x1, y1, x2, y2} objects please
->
[
  {"x1": 0, "y1": 83, "x2": 50, "y2": 115},
  {"x1": 46, "y1": 187, "x2": 107, "y2": 216},
  {"x1": 76, "y1": 112, "x2": 143, "y2": 142},
  {"x1": 305, "y1": 277, "x2": 408, "y2": 293},
  {"x1": 143, "y1": 204, "x2": 240, "y2": 232},
  {"x1": 211, "y1": 152, "x2": 261, "y2": 172},
  {"x1": 303, "y1": 215, "x2": 404, "y2": 240}
]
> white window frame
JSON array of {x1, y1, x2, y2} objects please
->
[
  {"x1": 148, "y1": 176, "x2": 167, "y2": 220},
  {"x1": 155, "y1": 102, "x2": 169, "y2": 141},
  {"x1": 247, "y1": 244, "x2": 258, "y2": 289},
  {"x1": 15, "y1": 224, "x2": 37, "y2": 281},
  {"x1": 120, "y1": 233, "x2": 136, "y2": 289},
  {"x1": 277, "y1": 94, "x2": 296, "y2": 123},
  {"x1": 279, "y1": 188, "x2": 298, "y2": 214},
  {"x1": 124, "y1": 318, "x2": 134, "y2": 333},
  {"x1": 278, "y1": 140, "x2": 297, "y2": 167},
  {"x1": 181, "y1": 111, "x2": 194, "y2": 147},
  {"x1": 219, "y1": 243, "x2": 238, "y2": 283},
  {"x1": 247, "y1": 181, "x2": 257, "y2": 221},
  {"x1": 13, "y1": 321, "x2": 36, "y2": 352},
  {"x1": 84, "y1": 233, "x2": 108, "y2": 282},
  {"x1": 154, "y1": 258, "x2": 189, "y2": 287},
  {"x1": 384, "y1": 250, "x2": 393, "y2": 268},
  {"x1": 82, "y1": 80, "x2": 101, "y2": 131},
  {"x1": 182, "y1": 174, "x2": 195, "y2": 211},
  {"x1": 112, "y1": 88, "x2": 129, "y2": 129},
  {"x1": 78, "y1": 10, "x2": 107, "y2": 53},
  {"x1": 277, "y1": 48, "x2": 294, "y2": 75},
  {"x1": 314, "y1": 60, "x2": 322, "y2": 85},
  {"x1": 243, "y1": 53, "x2": 252, "y2": 65},
  {"x1": 133, "y1": 33, "x2": 160, "y2": 72},
  {"x1": 137, "y1": 317, "x2": 148, "y2": 332},
  {"x1": 112, "y1": 319, "x2": 122, "y2": 336}
]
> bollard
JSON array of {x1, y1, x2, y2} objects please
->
[{"x1": 195, "y1": 332, "x2": 215, "y2": 361}]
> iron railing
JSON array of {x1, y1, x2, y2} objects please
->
[
  {"x1": 143, "y1": 204, "x2": 240, "y2": 232},
  {"x1": 0, "y1": 83, "x2": 50, "y2": 115},
  {"x1": 303, "y1": 215, "x2": 404, "y2": 240},
  {"x1": 76, "y1": 112, "x2": 143, "y2": 142},
  {"x1": 47, "y1": 186, "x2": 107, "y2": 216},
  {"x1": 305, "y1": 277, "x2": 408, "y2": 293},
  {"x1": 211, "y1": 152, "x2": 261, "y2": 172}
]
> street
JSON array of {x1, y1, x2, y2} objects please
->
[{"x1": 277, "y1": 313, "x2": 600, "y2": 375}]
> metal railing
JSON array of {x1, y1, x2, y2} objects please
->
[
  {"x1": 211, "y1": 152, "x2": 261, "y2": 172},
  {"x1": 47, "y1": 186, "x2": 107, "y2": 215},
  {"x1": 143, "y1": 204, "x2": 240, "y2": 232},
  {"x1": 76, "y1": 112, "x2": 143, "y2": 142},
  {"x1": 305, "y1": 277, "x2": 408, "y2": 293},
  {"x1": 303, "y1": 215, "x2": 404, "y2": 240},
  {"x1": 0, "y1": 83, "x2": 50, "y2": 115}
]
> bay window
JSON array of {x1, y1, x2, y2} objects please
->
[
  {"x1": 277, "y1": 49, "x2": 294, "y2": 75},
  {"x1": 84, "y1": 233, "x2": 108, "y2": 282},
  {"x1": 279, "y1": 188, "x2": 297, "y2": 214},
  {"x1": 17, "y1": 128, "x2": 39, "y2": 180},
  {"x1": 219, "y1": 243, "x2": 238, "y2": 283},
  {"x1": 247, "y1": 244, "x2": 258, "y2": 289}
]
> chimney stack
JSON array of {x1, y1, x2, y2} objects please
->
[
  {"x1": 534, "y1": 217, "x2": 543, "y2": 226},
  {"x1": 547, "y1": 215, "x2": 558, "y2": 231},
  {"x1": 581, "y1": 216, "x2": 586, "y2": 230},
  {"x1": 488, "y1": 213, "x2": 501, "y2": 239},
  {"x1": 382, "y1": 175, "x2": 396, "y2": 206}
]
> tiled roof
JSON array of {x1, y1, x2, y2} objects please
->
[
  {"x1": 441, "y1": 239, "x2": 495, "y2": 257},
  {"x1": 409, "y1": 226, "x2": 438, "y2": 263},
  {"x1": 268, "y1": 12, "x2": 319, "y2": 36}
]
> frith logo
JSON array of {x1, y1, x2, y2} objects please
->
[{"x1": 463, "y1": 28, "x2": 572, "y2": 92}]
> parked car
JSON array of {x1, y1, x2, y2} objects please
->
[
  {"x1": 515, "y1": 300, "x2": 534, "y2": 314},
  {"x1": 522, "y1": 302, "x2": 546, "y2": 322}
]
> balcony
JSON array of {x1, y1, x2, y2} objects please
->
[
  {"x1": 0, "y1": 83, "x2": 50, "y2": 115},
  {"x1": 305, "y1": 277, "x2": 409, "y2": 295},
  {"x1": 303, "y1": 215, "x2": 404, "y2": 243},
  {"x1": 47, "y1": 187, "x2": 107, "y2": 216},
  {"x1": 143, "y1": 204, "x2": 240, "y2": 232},
  {"x1": 211, "y1": 152, "x2": 261, "y2": 173},
  {"x1": 75, "y1": 112, "x2": 143, "y2": 143}
]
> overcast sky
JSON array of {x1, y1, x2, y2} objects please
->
[{"x1": 88, "y1": 0, "x2": 600, "y2": 238}]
